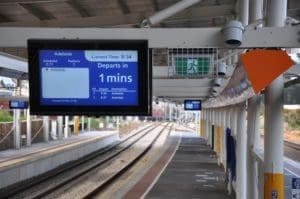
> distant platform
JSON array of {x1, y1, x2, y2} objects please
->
[{"x1": 0, "y1": 131, "x2": 119, "y2": 189}]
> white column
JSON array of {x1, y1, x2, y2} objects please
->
[
  {"x1": 50, "y1": 120, "x2": 57, "y2": 140},
  {"x1": 208, "y1": 109, "x2": 211, "y2": 141},
  {"x1": 64, "y1": 116, "x2": 69, "y2": 138},
  {"x1": 212, "y1": 109, "x2": 215, "y2": 149},
  {"x1": 43, "y1": 116, "x2": 49, "y2": 142},
  {"x1": 168, "y1": 103, "x2": 172, "y2": 121},
  {"x1": 236, "y1": 103, "x2": 247, "y2": 199},
  {"x1": 210, "y1": 108, "x2": 213, "y2": 146},
  {"x1": 264, "y1": 0, "x2": 286, "y2": 198},
  {"x1": 250, "y1": 0, "x2": 263, "y2": 26},
  {"x1": 116, "y1": 116, "x2": 119, "y2": 133},
  {"x1": 230, "y1": 107, "x2": 237, "y2": 137},
  {"x1": 88, "y1": 117, "x2": 91, "y2": 131},
  {"x1": 14, "y1": 109, "x2": 21, "y2": 149},
  {"x1": 226, "y1": 106, "x2": 232, "y2": 194},
  {"x1": 247, "y1": 0, "x2": 263, "y2": 195},
  {"x1": 207, "y1": 109, "x2": 211, "y2": 146},
  {"x1": 247, "y1": 96, "x2": 261, "y2": 199},
  {"x1": 226, "y1": 106, "x2": 231, "y2": 130},
  {"x1": 26, "y1": 108, "x2": 31, "y2": 146},
  {"x1": 227, "y1": 50, "x2": 232, "y2": 66},
  {"x1": 222, "y1": 108, "x2": 227, "y2": 169},
  {"x1": 236, "y1": 7, "x2": 249, "y2": 196},
  {"x1": 205, "y1": 109, "x2": 208, "y2": 139},
  {"x1": 57, "y1": 116, "x2": 63, "y2": 139},
  {"x1": 238, "y1": 0, "x2": 249, "y2": 26},
  {"x1": 81, "y1": 116, "x2": 85, "y2": 132}
]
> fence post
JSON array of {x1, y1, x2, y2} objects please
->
[
  {"x1": 26, "y1": 108, "x2": 31, "y2": 146},
  {"x1": 43, "y1": 116, "x2": 49, "y2": 142},
  {"x1": 14, "y1": 109, "x2": 21, "y2": 149}
]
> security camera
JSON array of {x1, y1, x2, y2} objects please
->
[{"x1": 221, "y1": 20, "x2": 244, "y2": 47}]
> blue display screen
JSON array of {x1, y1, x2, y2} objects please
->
[
  {"x1": 39, "y1": 50, "x2": 138, "y2": 106},
  {"x1": 9, "y1": 100, "x2": 28, "y2": 109},
  {"x1": 184, "y1": 100, "x2": 201, "y2": 111}
]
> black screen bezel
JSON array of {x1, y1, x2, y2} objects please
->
[
  {"x1": 184, "y1": 100, "x2": 202, "y2": 111},
  {"x1": 28, "y1": 39, "x2": 151, "y2": 116}
]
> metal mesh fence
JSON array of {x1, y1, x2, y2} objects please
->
[{"x1": 151, "y1": 48, "x2": 218, "y2": 78}]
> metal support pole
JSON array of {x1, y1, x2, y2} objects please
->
[
  {"x1": 231, "y1": 50, "x2": 236, "y2": 66},
  {"x1": 247, "y1": 96, "x2": 261, "y2": 199},
  {"x1": 264, "y1": 0, "x2": 286, "y2": 198},
  {"x1": 204, "y1": 109, "x2": 206, "y2": 139},
  {"x1": 248, "y1": 1, "x2": 262, "y2": 198},
  {"x1": 43, "y1": 116, "x2": 49, "y2": 142},
  {"x1": 142, "y1": 0, "x2": 202, "y2": 26},
  {"x1": 88, "y1": 117, "x2": 91, "y2": 131},
  {"x1": 208, "y1": 109, "x2": 211, "y2": 146},
  {"x1": 230, "y1": 106, "x2": 237, "y2": 137},
  {"x1": 236, "y1": 103, "x2": 247, "y2": 199},
  {"x1": 226, "y1": 106, "x2": 231, "y2": 130},
  {"x1": 222, "y1": 108, "x2": 227, "y2": 169},
  {"x1": 64, "y1": 116, "x2": 69, "y2": 138},
  {"x1": 207, "y1": 109, "x2": 210, "y2": 141},
  {"x1": 227, "y1": 50, "x2": 232, "y2": 66},
  {"x1": 26, "y1": 108, "x2": 31, "y2": 146},
  {"x1": 219, "y1": 108, "x2": 223, "y2": 161},
  {"x1": 212, "y1": 108, "x2": 215, "y2": 147},
  {"x1": 57, "y1": 116, "x2": 63, "y2": 140},
  {"x1": 14, "y1": 109, "x2": 21, "y2": 149},
  {"x1": 250, "y1": 0, "x2": 263, "y2": 26},
  {"x1": 264, "y1": 76, "x2": 285, "y2": 198},
  {"x1": 210, "y1": 109, "x2": 213, "y2": 147},
  {"x1": 216, "y1": 108, "x2": 221, "y2": 163},
  {"x1": 238, "y1": 0, "x2": 249, "y2": 26},
  {"x1": 81, "y1": 116, "x2": 84, "y2": 132},
  {"x1": 226, "y1": 106, "x2": 232, "y2": 194},
  {"x1": 169, "y1": 103, "x2": 172, "y2": 121},
  {"x1": 50, "y1": 119, "x2": 57, "y2": 140},
  {"x1": 105, "y1": 116, "x2": 109, "y2": 128}
]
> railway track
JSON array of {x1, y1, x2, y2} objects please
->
[
  {"x1": 260, "y1": 134, "x2": 300, "y2": 161},
  {"x1": 0, "y1": 122, "x2": 171, "y2": 199},
  {"x1": 284, "y1": 140, "x2": 300, "y2": 162},
  {"x1": 284, "y1": 140, "x2": 300, "y2": 151},
  {"x1": 0, "y1": 123, "x2": 157, "y2": 198}
]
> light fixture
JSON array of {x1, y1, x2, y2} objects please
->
[
  {"x1": 213, "y1": 78, "x2": 221, "y2": 87},
  {"x1": 218, "y1": 62, "x2": 227, "y2": 76},
  {"x1": 221, "y1": 20, "x2": 245, "y2": 47}
]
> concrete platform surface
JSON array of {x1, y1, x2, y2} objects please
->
[
  {"x1": 146, "y1": 132, "x2": 234, "y2": 199},
  {"x1": 0, "y1": 131, "x2": 119, "y2": 189}
]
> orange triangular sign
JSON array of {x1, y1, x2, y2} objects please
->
[{"x1": 240, "y1": 49, "x2": 294, "y2": 94}]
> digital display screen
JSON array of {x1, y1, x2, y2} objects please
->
[
  {"x1": 39, "y1": 50, "x2": 138, "y2": 106},
  {"x1": 184, "y1": 100, "x2": 201, "y2": 111},
  {"x1": 9, "y1": 100, "x2": 28, "y2": 109},
  {"x1": 28, "y1": 39, "x2": 151, "y2": 115}
]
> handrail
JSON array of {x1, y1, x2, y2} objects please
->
[
  {"x1": 31, "y1": 124, "x2": 44, "y2": 142},
  {"x1": 0, "y1": 125, "x2": 15, "y2": 144}
]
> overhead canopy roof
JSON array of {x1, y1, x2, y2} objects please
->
[
  {"x1": 0, "y1": 0, "x2": 238, "y2": 28},
  {"x1": 0, "y1": 0, "x2": 299, "y2": 103}
]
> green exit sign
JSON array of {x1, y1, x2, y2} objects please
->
[{"x1": 175, "y1": 57, "x2": 210, "y2": 75}]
